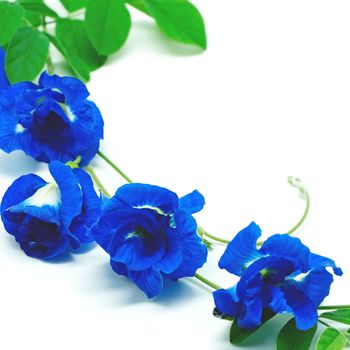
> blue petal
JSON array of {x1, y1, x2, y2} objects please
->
[
  {"x1": 166, "y1": 210, "x2": 207, "y2": 280},
  {"x1": 179, "y1": 190, "x2": 205, "y2": 214},
  {"x1": 69, "y1": 168, "x2": 101, "y2": 243},
  {"x1": 218, "y1": 222, "x2": 263, "y2": 276},
  {"x1": 261, "y1": 234, "x2": 310, "y2": 272},
  {"x1": 213, "y1": 287, "x2": 240, "y2": 317},
  {"x1": 7, "y1": 182, "x2": 61, "y2": 224},
  {"x1": 49, "y1": 161, "x2": 82, "y2": 233},
  {"x1": 0, "y1": 48, "x2": 9, "y2": 89},
  {"x1": 116, "y1": 183, "x2": 179, "y2": 214},
  {"x1": 128, "y1": 268, "x2": 163, "y2": 298},
  {"x1": 262, "y1": 285, "x2": 289, "y2": 314},
  {"x1": 39, "y1": 72, "x2": 89, "y2": 107},
  {"x1": 309, "y1": 253, "x2": 343, "y2": 276},
  {"x1": 282, "y1": 285, "x2": 318, "y2": 330},
  {"x1": 288, "y1": 269, "x2": 334, "y2": 306}
]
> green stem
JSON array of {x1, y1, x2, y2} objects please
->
[
  {"x1": 318, "y1": 305, "x2": 350, "y2": 310},
  {"x1": 197, "y1": 226, "x2": 229, "y2": 244},
  {"x1": 194, "y1": 273, "x2": 222, "y2": 290},
  {"x1": 85, "y1": 165, "x2": 111, "y2": 198},
  {"x1": 42, "y1": 17, "x2": 54, "y2": 75},
  {"x1": 97, "y1": 150, "x2": 133, "y2": 183}
]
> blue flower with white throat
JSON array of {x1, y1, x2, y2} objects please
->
[
  {"x1": 90, "y1": 183, "x2": 208, "y2": 298},
  {"x1": 213, "y1": 222, "x2": 342, "y2": 331},
  {"x1": 0, "y1": 49, "x2": 103, "y2": 166},
  {"x1": 1, "y1": 161, "x2": 101, "y2": 259}
]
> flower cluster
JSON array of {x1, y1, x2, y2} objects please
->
[{"x1": 213, "y1": 222, "x2": 342, "y2": 330}]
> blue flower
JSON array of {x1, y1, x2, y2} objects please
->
[
  {"x1": 1, "y1": 161, "x2": 101, "y2": 259},
  {"x1": 90, "y1": 183, "x2": 208, "y2": 298},
  {"x1": 0, "y1": 49, "x2": 103, "y2": 166},
  {"x1": 213, "y1": 222, "x2": 342, "y2": 331}
]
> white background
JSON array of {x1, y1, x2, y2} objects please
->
[{"x1": 1, "y1": 1, "x2": 350, "y2": 349}]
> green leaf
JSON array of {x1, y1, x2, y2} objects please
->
[
  {"x1": 230, "y1": 309, "x2": 276, "y2": 344},
  {"x1": 5, "y1": 27, "x2": 49, "y2": 83},
  {"x1": 320, "y1": 309, "x2": 350, "y2": 326},
  {"x1": 60, "y1": 0, "x2": 87, "y2": 12},
  {"x1": 56, "y1": 19, "x2": 106, "y2": 71},
  {"x1": 143, "y1": 0, "x2": 206, "y2": 49},
  {"x1": 316, "y1": 328, "x2": 347, "y2": 350},
  {"x1": 85, "y1": 0, "x2": 131, "y2": 55},
  {"x1": 277, "y1": 319, "x2": 317, "y2": 350},
  {"x1": 46, "y1": 33, "x2": 90, "y2": 81},
  {"x1": 19, "y1": 2, "x2": 59, "y2": 18},
  {"x1": 0, "y1": 2, "x2": 25, "y2": 46},
  {"x1": 17, "y1": 0, "x2": 44, "y2": 27}
]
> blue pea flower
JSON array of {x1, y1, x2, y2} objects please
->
[
  {"x1": 90, "y1": 183, "x2": 208, "y2": 298},
  {"x1": 1, "y1": 161, "x2": 101, "y2": 259},
  {"x1": 0, "y1": 49, "x2": 103, "y2": 166},
  {"x1": 213, "y1": 222, "x2": 342, "y2": 331}
]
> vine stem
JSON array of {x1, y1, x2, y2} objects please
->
[
  {"x1": 85, "y1": 165, "x2": 111, "y2": 198},
  {"x1": 194, "y1": 273, "x2": 222, "y2": 290},
  {"x1": 318, "y1": 305, "x2": 350, "y2": 310},
  {"x1": 317, "y1": 319, "x2": 331, "y2": 328},
  {"x1": 97, "y1": 151, "x2": 132, "y2": 184}
]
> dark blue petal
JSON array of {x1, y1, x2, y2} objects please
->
[
  {"x1": 179, "y1": 190, "x2": 205, "y2": 214},
  {"x1": 0, "y1": 48, "x2": 9, "y2": 89},
  {"x1": 261, "y1": 234, "x2": 310, "y2": 272},
  {"x1": 110, "y1": 260, "x2": 128, "y2": 277},
  {"x1": 116, "y1": 183, "x2": 179, "y2": 214},
  {"x1": 218, "y1": 222, "x2": 263, "y2": 276},
  {"x1": 213, "y1": 287, "x2": 240, "y2": 317},
  {"x1": 282, "y1": 285, "x2": 318, "y2": 330},
  {"x1": 128, "y1": 268, "x2": 163, "y2": 298},
  {"x1": 69, "y1": 168, "x2": 101, "y2": 243},
  {"x1": 166, "y1": 210, "x2": 207, "y2": 280},
  {"x1": 49, "y1": 161, "x2": 82, "y2": 233},
  {"x1": 237, "y1": 275, "x2": 264, "y2": 329},
  {"x1": 309, "y1": 253, "x2": 343, "y2": 276},
  {"x1": 262, "y1": 285, "x2": 289, "y2": 313}
]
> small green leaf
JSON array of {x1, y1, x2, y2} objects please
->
[
  {"x1": 143, "y1": 0, "x2": 206, "y2": 49},
  {"x1": 85, "y1": 0, "x2": 131, "y2": 55},
  {"x1": 5, "y1": 27, "x2": 49, "y2": 83},
  {"x1": 0, "y1": 2, "x2": 25, "y2": 46},
  {"x1": 320, "y1": 309, "x2": 350, "y2": 326},
  {"x1": 277, "y1": 319, "x2": 317, "y2": 350},
  {"x1": 230, "y1": 309, "x2": 276, "y2": 344},
  {"x1": 46, "y1": 33, "x2": 90, "y2": 81},
  {"x1": 316, "y1": 327, "x2": 347, "y2": 350},
  {"x1": 19, "y1": 2, "x2": 59, "y2": 18},
  {"x1": 126, "y1": 0, "x2": 149, "y2": 14},
  {"x1": 17, "y1": 0, "x2": 44, "y2": 27},
  {"x1": 56, "y1": 19, "x2": 106, "y2": 71},
  {"x1": 60, "y1": 0, "x2": 87, "y2": 12}
]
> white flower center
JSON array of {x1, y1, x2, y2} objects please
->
[{"x1": 25, "y1": 182, "x2": 61, "y2": 207}]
